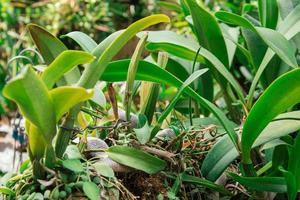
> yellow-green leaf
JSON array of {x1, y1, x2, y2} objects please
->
[
  {"x1": 41, "y1": 50, "x2": 94, "y2": 89},
  {"x1": 3, "y1": 67, "x2": 56, "y2": 140},
  {"x1": 49, "y1": 86, "x2": 94, "y2": 121}
]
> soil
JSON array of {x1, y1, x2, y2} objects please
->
[{"x1": 121, "y1": 172, "x2": 167, "y2": 200}]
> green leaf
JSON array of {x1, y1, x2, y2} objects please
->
[
  {"x1": 65, "y1": 145, "x2": 82, "y2": 160},
  {"x1": 27, "y1": 24, "x2": 66, "y2": 64},
  {"x1": 162, "y1": 56, "x2": 190, "y2": 81},
  {"x1": 215, "y1": 12, "x2": 255, "y2": 31},
  {"x1": 49, "y1": 86, "x2": 94, "y2": 121},
  {"x1": 26, "y1": 122, "x2": 47, "y2": 160},
  {"x1": 62, "y1": 31, "x2": 97, "y2": 53},
  {"x1": 27, "y1": 24, "x2": 80, "y2": 86},
  {"x1": 138, "y1": 30, "x2": 205, "y2": 63},
  {"x1": 62, "y1": 159, "x2": 84, "y2": 173},
  {"x1": 93, "y1": 162, "x2": 115, "y2": 178},
  {"x1": 181, "y1": 174, "x2": 231, "y2": 195},
  {"x1": 184, "y1": 0, "x2": 229, "y2": 67},
  {"x1": 242, "y1": 69, "x2": 300, "y2": 164},
  {"x1": 229, "y1": 173, "x2": 287, "y2": 193},
  {"x1": 258, "y1": 0, "x2": 278, "y2": 29},
  {"x1": 216, "y1": 12, "x2": 297, "y2": 68},
  {"x1": 102, "y1": 59, "x2": 239, "y2": 149},
  {"x1": 107, "y1": 146, "x2": 166, "y2": 174},
  {"x1": 41, "y1": 50, "x2": 94, "y2": 89},
  {"x1": 134, "y1": 114, "x2": 151, "y2": 144},
  {"x1": 255, "y1": 27, "x2": 297, "y2": 68},
  {"x1": 124, "y1": 34, "x2": 148, "y2": 121},
  {"x1": 202, "y1": 111, "x2": 300, "y2": 181},
  {"x1": 3, "y1": 67, "x2": 56, "y2": 140},
  {"x1": 78, "y1": 14, "x2": 170, "y2": 89},
  {"x1": 92, "y1": 30, "x2": 124, "y2": 58},
  {"x1": 250, "y1": 4, "x2": 300, "y2": 106},
  {"x1": 83, "y1": 181, "x2": 100, "y2": 200}
]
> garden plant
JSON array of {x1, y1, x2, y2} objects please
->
[{"x1": 1, "y1": 0, "x2": 300, "y2": 199}]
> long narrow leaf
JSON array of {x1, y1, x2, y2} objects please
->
[
  {"x1": 242, "y1": 69, "x2": 300, "y2": 164},
  {"x1": 229, "y1": 173, "x2": 287, "y2": 193}
]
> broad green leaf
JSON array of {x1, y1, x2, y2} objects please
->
[
  {"x1": 142, "y1": 31, "x2": 245, "y2": 105},
  {"x1": 258, "y1": 0, "x2": 278, "y2": 29},
  {"x1": 181, "y1": 174, "x2": 231, "y2": 195},
  {"x1": 27, "y1": 24, "x2": 81, "y2": 86},
  {"x1": 62, "y1": 31, "x2": 97, "y2": 53},
  {"x1": 3, "y1": 67, "x2": 56, "y2": 140},
  {"x1": 229, "y1": 173, "x2": 287, "y2": 193},
  {"x1": 242, "y1": 69, "x2": 300, "y2": 164},
  {"x1": 49, "y1": 86, "x2": 94, "y2": 121},
  {"x1": 83, "y1": 181, "x2": 100, "y2": 200},
  {"x1": 202, "y1": 111, "x2": 300, "y2": 181},
  {"x1": 62, "y1": 159, "x2": 84, "y2": 173},
  {"x1": 93, "y1": 162, "x2": 115, "y2": 178},
  {"x1": 184, "y1": 0, "x2": 229, "y2": 67},
  {"x1": 102, "y1": 59, "x2": 239, "y2": 148},
  {"x1": 107, "y1": 146, "x2": 166, "y2": 174},
  {"x1": 41, "y1": 50, "x2": 95, "y2": 89},
  {"x1": 157, "y1": 69, "x2": 208, "y2": 124},
  {"x1": 78, "y1": 14, "x2": 170, "y2": 89}
]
